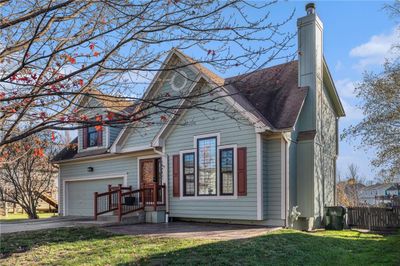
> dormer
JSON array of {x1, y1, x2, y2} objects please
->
[{"x1": 75, "y1": 89, "x2": 133, "y2": 153}]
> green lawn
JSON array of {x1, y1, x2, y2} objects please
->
[
  {"x1": 0, "y1": 227, "x2": 399, "y2": 265},
  {"x1": 0, "y1": 212, "x2": 57, "y2": 222}
]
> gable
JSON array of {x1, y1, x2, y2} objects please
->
[{"x1": 116, "y1": 58, "x2": 200, "y2": 152}]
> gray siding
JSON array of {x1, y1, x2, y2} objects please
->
[
  {"x1": 321, "y1": 84, "x2": 337, "y2": 206},
  {"x1": 165, "y1": 92, "x2": 258, "y2": 220},
  {"x1": 122, "y1": 67, "x2": 197, "y2": 149},
  {"x1": 58, "y1": 151, "x2": 155, "y2": 215},
  {"x1": 262, "y1": 137, "x2": 283, "y2": 221},
  {"x1": 109, "y1": 126, "x2": 123, "y2": 145}
]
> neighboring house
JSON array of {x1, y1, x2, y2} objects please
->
[
  {"x1": 359, "y1": 183, "x2": 400, "y2": 206},
  {"x1": 53, "y1": 4, "x2": 345, "y2": 230},
  {"x1": 386, "y1": 184, "x2": 400, "y2": 196}
]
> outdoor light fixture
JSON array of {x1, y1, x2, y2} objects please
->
[{"x1": 87, "y1": 167, "x2": 94, "y2": 172}]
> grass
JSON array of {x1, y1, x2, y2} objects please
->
[
  {"x1": 0, "y1": 227, "x2": 399, "y2": 265},
  {"x1": 0, "y1": 212, "x2": 57, "y2": 222}
]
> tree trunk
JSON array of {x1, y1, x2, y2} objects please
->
[
  {"x1": 22, "y1": 204, "x2": 39, "y2": 219},
  {"x1": 26, "y1": 209, "x2": 39, "y2": 219}
]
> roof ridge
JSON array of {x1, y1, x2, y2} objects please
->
[{"x1": 226, "y1": 60, "x2": 298, "y2": 81}]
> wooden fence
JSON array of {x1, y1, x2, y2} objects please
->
[{"x1": 347, "y1": 207, "x2": 400, "y2": 230}]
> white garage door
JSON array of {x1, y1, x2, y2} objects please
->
[{"x1": 66, "y1": 177, "x2": 124, "y2": 216}]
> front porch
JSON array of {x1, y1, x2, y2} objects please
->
[{"x1": 94, "y1": 183, "x2": 167, "y2": 223}]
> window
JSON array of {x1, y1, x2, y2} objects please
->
[
  {"x1": 197, "y1": 137, "x2": 217, "y2": 196},
  {"x1": 87, "y1": 126, "x2": 99, "y2": 147},
  {"x1": 170, "y1": 71, "x2": 188, "y2": 91},
  {"x1": 220, "y1": 148, "x2": 234, "y2": 195},
  {"x1": 183, "y1": 153, "x2": 195, "y2": 196}
]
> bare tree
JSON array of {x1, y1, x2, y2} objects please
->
[
  {"x1": 0, "y1": 0, "x2": 295, "y2": 150},
  {"x1": 342, "y1": 1, "x2": 400, "y2": 180},
  {"x1": 0, "y1": 132, "x2": 58, "y2": 219},
  {"x1": 345, "y1": 164, "x2": 365, "y2": 206}
]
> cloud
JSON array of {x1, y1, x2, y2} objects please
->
[
  {"x1": 335, "y1": 60, "x2": 343, "y2": 71},
  {"x1": 349, "y1": 27, "x2": 399, "y2": 68},
  {"x1": 341, "y1": 98, "x2": 364, "y2": 121},
  {"x1": 335, "y1": 78, "x2": 358, "y2": 99}
]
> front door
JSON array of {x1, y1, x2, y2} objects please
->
[{"x1": 139, "y1": 158, "x2": 161, "y2": 188}]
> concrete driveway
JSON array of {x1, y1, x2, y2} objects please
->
[
  {"x1": 106, "y1": 222, "x2": 281, "y2": 240},
  {"x1": 0, "y1": 216, "x2": 100, "y2": 234}
]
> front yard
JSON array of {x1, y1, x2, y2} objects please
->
[
  {"x1": 1, "y1": 227, "x2": 399, "y2": 265},
  {"x1": 0, "y1": 212, "x2": 57, "y2": 222}
]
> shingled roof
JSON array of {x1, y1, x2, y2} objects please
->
[
  {"x1": 52, "y1": 137, "x2": 108, "y2": 162},
  {"x1": 225, "y1": 61, "x2": 308, "y2": 130},
  {"x1": 54, "y1": 54, "x2": 308, "y2": 163}
]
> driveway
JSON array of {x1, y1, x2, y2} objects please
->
[
  {"x1": 0, "y1": 216, "x2": 100, "y2": 234},
  {"x1": 106, "y1": 222, "x2": 280, "y2": 240}
]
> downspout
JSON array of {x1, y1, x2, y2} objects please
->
[
  {"x1": 153, "y1": 146, "x2": 169, "y2": 223},
  {"x1": 282, "y1": 134, "x2": 290, "y2": 228}
]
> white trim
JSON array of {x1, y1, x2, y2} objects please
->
[
  {"x1": 136, "y1": 155, "x2": 162, "y2": 188},
  {"x1": 62, "y1": 173, "x2": 128, "y2": 216},
  {"x1": 178, "y1": 133, "x2": 238, "y2": 200},
  {"x1": 170, "y1": 70, "x2": 188, "y2": 91},
  {"x1": 55, "y1": 149, "x2": 156, "y2": 165},
  {"x1": 78, "y1": 124, "x2": 110, "y2": 153},
  {"x1": 110, "y1": 126, "x2": 128, "y2": 153},
  {"x1": 120, "y1": 145, "x2": 153, "y2": 153},
  {"x1": 151, "y1": 75, "x2": 202, "y2": 147},
  {"x1": 193, "y1": 133, "x2": 221, "y2": 148},
  {"x1": 57, "y1": 170, "x2": 61, "y2": 216},
  {"x1": 280, "y1": 137, "x2": 286, "y2": 220},
  {"x1": 256, "y1": 133, "x2": 263, "y2": 220}
]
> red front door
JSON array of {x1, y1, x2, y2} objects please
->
[{"x1": 139, "y1": 158, "x2": 161, "y2": 188}]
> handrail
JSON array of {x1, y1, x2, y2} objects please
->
[{"x1": 94, "y1": 183, "x2": 166, "y2": 221}]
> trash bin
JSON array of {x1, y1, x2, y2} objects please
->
[
  {"x1": 124, "y1": 196, "x2": 136, "y2": 206},
  {"x1": 325, "y1": 206, "x2": 346, "y2": 230}
]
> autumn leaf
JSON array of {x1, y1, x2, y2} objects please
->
[
  {"x1": 33, "y1": 148, "x2": 44, "y2": 157},
  {"x1": 160, "y1": 115, "x2": 168, "y2": 122},
  {"x1": 89, "y1": 43, "x2": 95, "y2": 50},
  {"x1": 66, "y1": 55, "x2": 76, "y2": 64},
  {"x1": 95, "y1": 125, "x2": 103, "y2": 132},
  {"x1": 51, "y1": 132, "x2": 56, "y2": 142},
  {"x1": 93, "y1": 51, "x2": 100, "y2": 57},
  {"x1": 78, "y1": 79, "x2": 84, "y2": 86},
  {"x1": 106, "y1": 112, "x2": 115, "y2": 120}
]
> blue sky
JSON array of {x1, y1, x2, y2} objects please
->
[
  {"x1": 66, "y1": 1, "x2": 398, "y2": 182},
  {"x1": 270, "y1": 1, "x2": 398, "y2": 181}
]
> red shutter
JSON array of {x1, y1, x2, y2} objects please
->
[
  {"x1": 97, "y1": 128, "x2": 103, "y2": 146},
  {"x1": 172, "y1": 155, "x2": 180, "y2": 197},
  {"x1": 237, "y1": 147, "x2": 247, "y2": 196},
  {"x1": 82, "y1": 127, "x2": 88, "y2": 149}
]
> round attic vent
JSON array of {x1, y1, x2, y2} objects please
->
[{"x1": 170, "y1": 71, "x2": 187, "y2": 91}]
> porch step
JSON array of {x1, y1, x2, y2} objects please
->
[{"x1": 97, "y1": 211, "x2": 145, "y2": 224}]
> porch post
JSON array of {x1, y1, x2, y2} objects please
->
[
  {"x1": 153, "y1": 183, "x2": 158, "y2": 210},
  {"x1": 117, "y1": 189, "x2": 122, "y2": 222},
  {"x1": 94, "y1": 192, "x2": 98, "y2": 220}
]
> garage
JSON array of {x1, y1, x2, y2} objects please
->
[{"x1": 65, "y1": 177, "x2": 124, "y2": 216}]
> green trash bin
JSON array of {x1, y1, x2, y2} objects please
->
[{"x1": 325, "y1": 206, "x2": 345, "y2": 230}]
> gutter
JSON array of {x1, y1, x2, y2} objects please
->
[{"x1": 282, "y1": 134, "x2": 290, "y2": 228}]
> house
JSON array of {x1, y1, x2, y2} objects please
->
[
  {"x1": 53, "y1": 3, "x2": 345, "y2": 230},
  {"x1": 359, "y1": 183, "x2": 400, "y2": 206}
]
